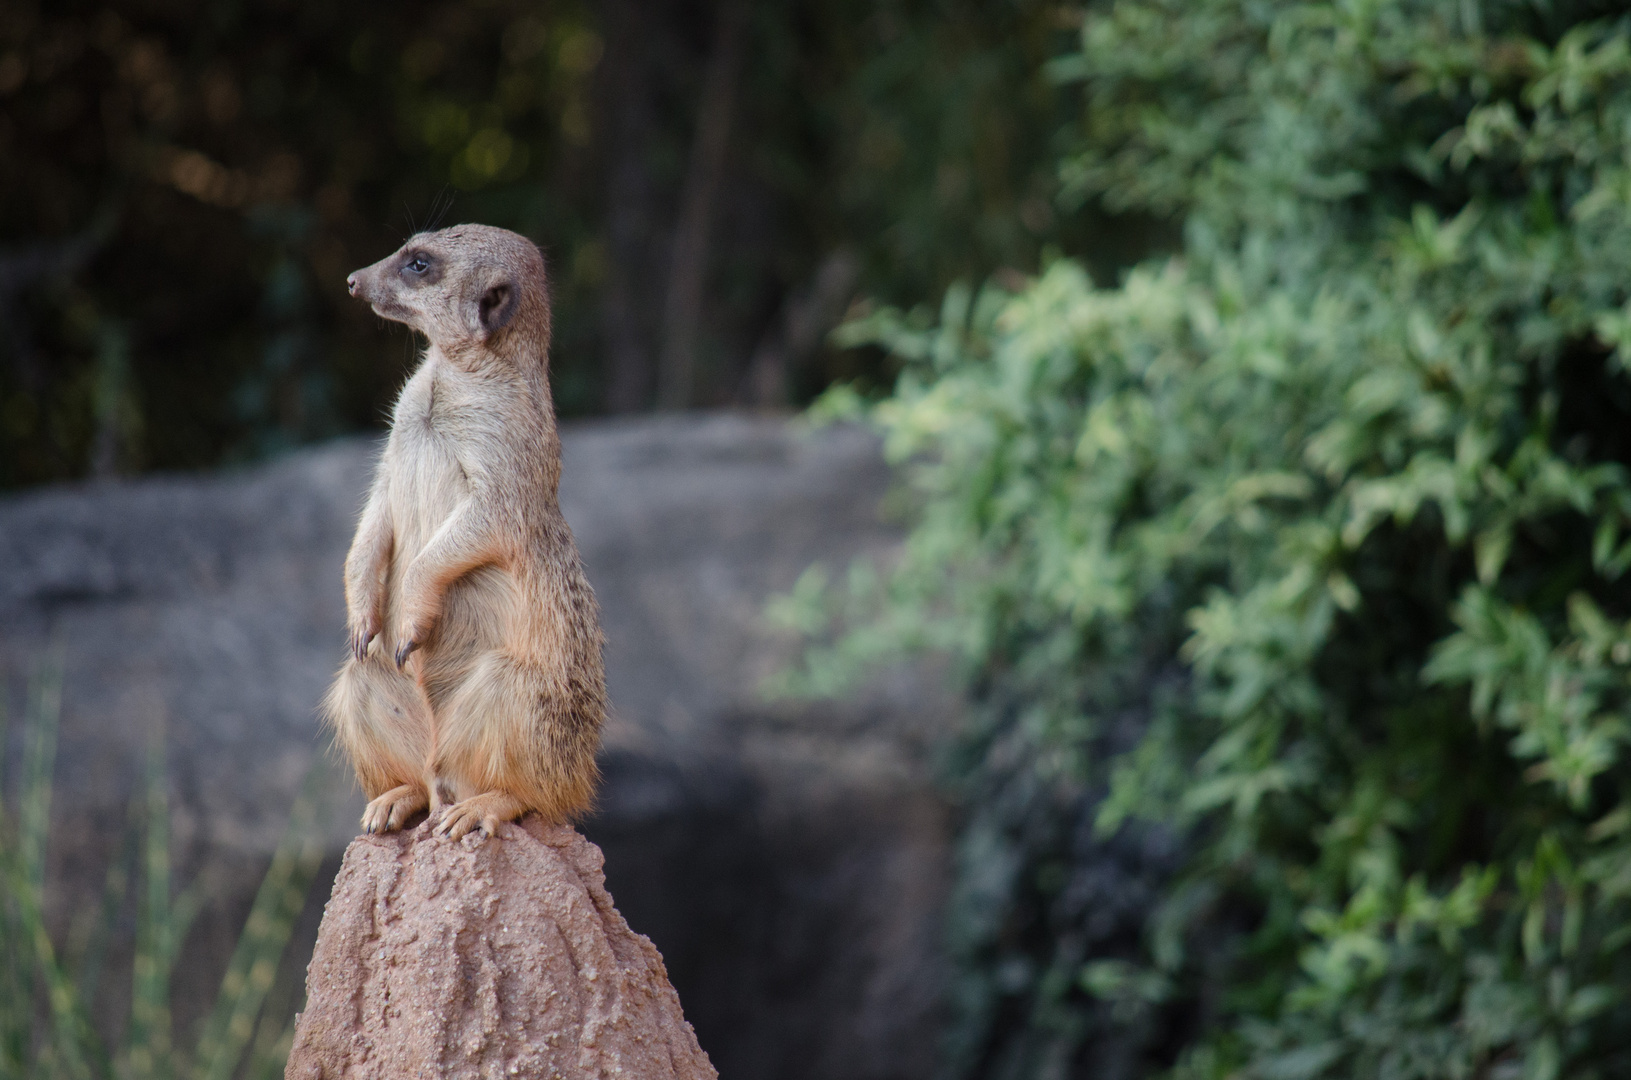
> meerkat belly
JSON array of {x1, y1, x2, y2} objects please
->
[
  {"x1": 385, "y1": 429, "x2": 524, "y2": 703},
  {"x1": 417, "y1": 564, "x2": 522, "y2": 713}
]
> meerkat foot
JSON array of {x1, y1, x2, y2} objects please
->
[
  {"x1": 362, "y1": 784, "x2": 429, "y2": 834},
  {"x1": 434, "y1": 791, "x2": 526, "y2": 841}
]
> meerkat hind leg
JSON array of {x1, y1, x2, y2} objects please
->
[
  {"x1": 434, "y1": 790, "x2": 526, "y2": 841},
  {"x1": 362, "y1": 783, "x2": 430, "y2": 834}
]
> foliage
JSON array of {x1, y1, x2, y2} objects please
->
[
  {"x1": 0, "y1": 0, "x2": 1079, "y2": 487},
  {"x1": 0, "y1": 0, "x2": 603, "y2": 484},
  {"x1": 0, "y1": 660, "x2": 323, "y2": 1079},
  {"x1": 784, "y1": 1, "x2": 1088, "y2": 311},
  {"x1": 781, "y1": 2, "x2": 1631, "y2": 1076}
]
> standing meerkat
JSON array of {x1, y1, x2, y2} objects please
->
[{"x1": 323, "y1": 224, "x2": 605, "y2": 841}]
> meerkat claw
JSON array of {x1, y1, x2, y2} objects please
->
[
  {"x1": 434, "y1": 806, "x2": 482, "y2": 841},
  {"x1": 435, "y1": 792, "x2": 522, "y2": 841},
  {"x1": 361, "y1": 784, "x2": 428, "y2": 834},
  {"x1": 394, "y1": 639, "x2": 419, "y2": 669},
  {"x1": 438, "y1": 814, "x2": 478, "y2": 841}
]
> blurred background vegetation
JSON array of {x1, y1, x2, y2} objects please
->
[
  {"x1": 0, "y1": 0, "x2": 1145, "y2": 488},
  {"x1": 779, "y1": 1, "x2": 1631, "y2": 1078},
  {"x1": 13, "y1": 0, "x2": 1631, "y2": 1079}
]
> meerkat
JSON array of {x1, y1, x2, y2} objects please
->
[{"x1": 322, "y1": 224, "x2": 605, "y2": 841}]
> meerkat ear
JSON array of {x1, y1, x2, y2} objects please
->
[{"x1": 475, "y1": 279, "x2": 519, "y2": 337}]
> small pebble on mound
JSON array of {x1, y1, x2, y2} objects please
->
[{"x1": 285, "y1": 815, "x2": 717, "y2": 1080}]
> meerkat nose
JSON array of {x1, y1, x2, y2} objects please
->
[{"x1": 346, "y1": 272, "x2": 360, "y2": 297}]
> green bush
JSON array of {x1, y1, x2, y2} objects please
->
[{"x1": 781, "y1": 3, "x2": 1631, "y2": 1076}]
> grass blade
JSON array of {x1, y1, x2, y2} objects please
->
[
  {"x1": 18, "y1": 661, "x2": 62, "y2": 899},
  {"x1": 0, "y1": 656, "x2": 109, "y2": 1080},
  {"x1": 243, "y1": 1013, "x2": 297, "y2": 1080},
  {"x1": 0, "y1": 657, "x2": 322, "y2": 1080},
  {"x1": 0, "y1": 682, "x2": 26, "y2": 1080},
  {"x1": 124, "y1": 734, "x2": 176, "y2": 1080},
  {"x1": 66, "y1": 809, "x2": 138, "y2": 1024},
  {"x1": 1, "y1": 849, "x2": 108, "y2": 1080},
  {"x1": 190, "y1": 772, "x2": 324, "y2": 1080}
]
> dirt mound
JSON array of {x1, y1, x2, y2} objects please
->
[{"x1": 285, "y1": 816, "x2": 717, "y2": 1080}]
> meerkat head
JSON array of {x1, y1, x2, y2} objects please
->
[{"x1": 346, "y1": 224, "x2": 549, "y2": 361}]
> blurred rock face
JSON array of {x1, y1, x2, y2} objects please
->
[{"x1": 0, "y1": 414, "x2": 953, "y2": 1080}]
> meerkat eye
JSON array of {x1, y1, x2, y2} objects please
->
[{"x1": 405, "y1": 255, "x2": 430, "y2": 275}]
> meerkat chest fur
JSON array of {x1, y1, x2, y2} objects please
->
[
  {"x1": 385, "y1": 352, "x2": 507, "y2": 563},
  {"x1": 381, "y1": 346, "x2": 559, "y2": 659}
]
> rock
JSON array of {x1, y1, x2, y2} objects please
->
[
  {"x1": 286, "y1": 817, "x2": 715, "y2": 1080},
  {"x1": 0, "y1": 414, "x2": 955, "y2": 1078}
]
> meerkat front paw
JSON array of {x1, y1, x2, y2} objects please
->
[
  {"x1": 392, "y1": 616, "x2": 431, "y2": 669},
  {"x1": 361, "y1": 784, "x2": 429, "y2": 834},
  {"x1": 348, "y1": 614, "x2": 382, "y2": 662},
  {"x1": 393, "y1": 638, "x2": 420, "y2": 669},
  {"x1": 344, "y1": 572, "x2": 387, "y2": 659},
  {"x1": 434, "y1": 791, "x2": 525, "y2": 841}
]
